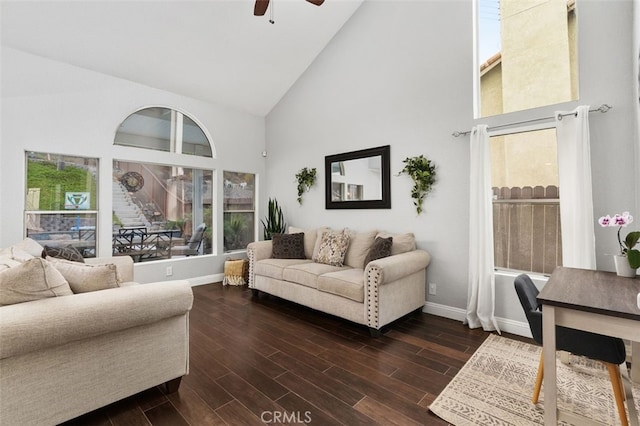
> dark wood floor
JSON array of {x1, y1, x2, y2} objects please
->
[{"x1": 63, "y1": 283, "x2": 512, "y2": 425}]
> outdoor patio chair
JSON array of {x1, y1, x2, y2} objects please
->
[{"x1": 171, "y1": 223, "x2": 207, "y2": 257}]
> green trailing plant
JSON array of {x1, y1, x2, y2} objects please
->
[
  {"x1": 261, "y1": 198, "x2": 287, "y2": 240},
  {"x1": 397, "y1": 155, "x2": 437, "y2": 215},
  {"x1": 295, "y1": 167, "x2": 317, "y2": 205}
]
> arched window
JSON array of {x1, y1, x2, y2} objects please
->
[
  {"x1": 115, "y1": 107, "x2": 213, "y2": 157},
  {"x1": 113, "y1": 107, "x2": 214, "y2": 262}
]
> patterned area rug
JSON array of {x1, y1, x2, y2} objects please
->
[{"x1": 430, "y1": 334, "x2": 640, "y2": 425}]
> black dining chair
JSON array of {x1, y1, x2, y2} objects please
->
[{"x1": 514, "y1": 274, "x2": 629, "y2": 426}]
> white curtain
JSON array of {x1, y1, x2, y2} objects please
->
[
  {"x1": 466, "y1": 125, "x2": 500, "y2": 332},
  {"x1": 555, "y1": 105, "x2": 596, "y2": 269}
]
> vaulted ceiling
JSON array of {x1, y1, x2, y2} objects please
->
[{"x1": 1, "y1": 0, "x2": 364, "y2": 116}]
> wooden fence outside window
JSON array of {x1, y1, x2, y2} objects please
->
[{"x1": 492, "y1": 185, "x2": 562, "y2": 275}]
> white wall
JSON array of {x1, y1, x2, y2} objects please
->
[
  {"x1": 265, "y1": 0, "x2": 638, "y2": 334},
  {"x1": 1, "y1": 48, "x2": 267, "y2": 283},
  {"x1": 635, "y1": 0, "x2": 640, "y2": 219}
]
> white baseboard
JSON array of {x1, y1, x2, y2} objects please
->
[
  {"x1": 183, "y1": 282, "x2": 533, "y2": 338},
  {"x1": 188, "y1": 273, "x2": 224, "y2": 287},
  {"x1": 422, "y1": 301, "x2": 532, "y2": 339},
  {"x1": 423, "y1": 301, "x2": 466, "y2": 321}
]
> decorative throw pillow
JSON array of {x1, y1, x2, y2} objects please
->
[
  {"x1": 0, "y1": 246, "x2": 34, "y2": 262},
  {"x1": 42, "y1": 245, "x2": 85, "y2": 263},
  {"x1": 0, "y1": 247, "x2": 34, "y2": 272},
  {"x1": 313, "y1": 229, "x2": 351, "y2": 267},
  {"x1": 364, "y1": 236, "x2": 393, "y2": 267},
  {"x1": 376, "y1": 232, "x2": 416, "y2": 256},
  {"x1": 0, "y1": 258, "x2": 72, "y2": 305},
  {"x1": 48, "y1": 258, "x2": 120, "y2": 293},
  {"x1": 271, "y1": 233, "x2": 306, "y2": 259},
  {"x1": 11, "y1": 238, "x2": 45, "y2": 258}
]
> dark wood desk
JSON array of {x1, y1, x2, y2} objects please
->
[{"x1": 538, "y1": 267, "x2": 640, "y2": 425}]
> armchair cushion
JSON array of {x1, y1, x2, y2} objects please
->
[
  {"x1": 48, "y1": 258, "x2": 121, "y2": 293},
  {"x1": 0, "y1": 247, "x2": 34, "y2": 271},
  {"x1": 0, "y1": 258, "x2": 72, "y2": 305},
  {"x1": 12, "y1": 238, "x2": 45, "y2": 258}
]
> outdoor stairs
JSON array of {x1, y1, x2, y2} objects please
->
[{"x1": 112, "y1": 180, "x2": 150, "y2": 228}]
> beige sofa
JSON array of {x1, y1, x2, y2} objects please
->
[
  {"x1": 247, "y1": 228, "x2": 431, "y2": 336},
  {"x1": 0, "y1": 248, "x2": 193, "y2": 426}
]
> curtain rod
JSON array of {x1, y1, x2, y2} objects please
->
[{"x1": 451, "y1": 104, "x2": 612, "y2": 137}]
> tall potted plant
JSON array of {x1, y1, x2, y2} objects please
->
[{"x1": 261, "y1": 198, "x2": 287, "y2": 240}]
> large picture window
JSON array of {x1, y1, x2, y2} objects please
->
[
  {"x1": 490, "y1": 128, "x2": 562, "y2": 274},
  {"x1": 477, "y1": 0, "x2": 578, "y2": 117},
  {"x1": 112, "y1": 161, "x2": 213, "y2": 262},
  {"x1": 113, "y1": 106, "x2": 214, "y2": 262},
  {"x1": 25, "y1": 152, "x2": 98, "y2": 258},
  {"x1": 223, "y1": 171, "x2": 255, "y2": 252}
]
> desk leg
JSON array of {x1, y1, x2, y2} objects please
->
[{"x1": 543, "y1": 305, "x2": 558, "y2": 425}]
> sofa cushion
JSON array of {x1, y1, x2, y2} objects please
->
[
  {"x1": 283, "y1": 262, "x2": 348, "y2": 289},
  {"x1": 0, "y1": 246, "x2": 35, "y2": 262},
  {"x1": 255, "y1": 258, "x2": 312, "y2": 281},
  {"x1": 47, "y1": 258, "x2": 121, "y2": 293},
  {"x1": 376, "y1": 232, "x2": 416, "y2": 256},
  {"x1": 313, "y1": 229, "x2": 350, "y2": 267},
  {"x1": 11, "y1": 238, "x2": 45, "y2": 258},
  {"x1": 309, "y1": 227, "x2": 332, "y2": 260},
  {"x1": 271, "y1": 233, "x2": 305, "y2": 259},
  {"x1": 364, "y1": 236, "x2": 393, "y2": 266},
  {"x1": 42, "y1": 244, "x2": 85, "y2": 263},
  {"x1": 344, "y1": 230, "x2": 377, "y2": 269},
  {"x1": 289, "y1": 226, "x2": 326, "y2": 259},
  {"x1": 0, "y1": 258, "x2": 73, "y2": 305},
  {"x1": 317, "y1": 269, "x2": 365, "y2": 303}
]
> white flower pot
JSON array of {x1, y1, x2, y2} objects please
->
[{"x1": 614, "y1": 254, "x2": 637, "y2": 278}]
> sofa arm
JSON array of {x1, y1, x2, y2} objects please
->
[
  {"x1": 247, "y1": 240, "x2": 273, "y2": 262},
  {"x1": 85, "y1": 256, "x2": 134, "y2": 282},
  {"x1": 365, "y1": 250, "x2": 431, "y2": 285},
  {"x1": 247, "y1": 240, "x2": 273, "y2": 288},
  {"x1": 0, "y1": 280, "x2": 193, "y2": 360}
]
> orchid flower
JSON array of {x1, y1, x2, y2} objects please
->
[{"x1": 598, "y1": 212, "x2": 640, "y2": 269}]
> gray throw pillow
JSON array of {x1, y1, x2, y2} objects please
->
[
  {"x1": 272, "y1": 233, "x2": 306, "y2": 259},
  {"x1": 364, "y1": 236, "x2": 393, "y2": 266},
  {"x1": 42, "y1": 245, "x2": 85, "y2": 263}
]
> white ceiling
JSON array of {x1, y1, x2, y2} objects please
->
[{"x1": 1, "y1": 0, "x2": 364, "y2": 116}]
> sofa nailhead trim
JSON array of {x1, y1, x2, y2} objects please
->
[
  {"x1": 366, "y1": 266, "x2": 381, "y2": 328},
  {"x1": 247, "y1": 248, "x2": 255, "y2": 288}
]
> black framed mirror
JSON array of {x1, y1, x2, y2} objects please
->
[{"x1": 325, "y1": 145, "x2": 391, "y2": 209}]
